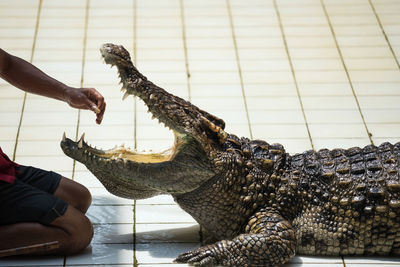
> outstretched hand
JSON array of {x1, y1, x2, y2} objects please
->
[{"x1": 64, "y1": 87, "x2": 106, "y2": 124}]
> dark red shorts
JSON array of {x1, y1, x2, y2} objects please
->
[{"x1": 0, "y1": 165, "x2": 68, "y2": 225}]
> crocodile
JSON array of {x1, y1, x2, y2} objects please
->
[{"x1": 60, "y1": 43, "x2": 400, "y2": 266}]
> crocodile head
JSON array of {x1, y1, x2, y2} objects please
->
[{"x1": 60, "y1": 43, "x2": 247, "y2": 199}]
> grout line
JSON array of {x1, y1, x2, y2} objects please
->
[
  {"x1": 179, "y1": 0, "x2": 192, "y2": 102},
  {"x1": 60, "y1": 1, "x2": 87, "y2": 266},
  {"x1": 342, "y1": 256, "x2": 347, "y2": 267},
  {"x1": 132, "y1": 1, "x2": 138, "y2": 266},
  {"x1": 12, "y1": 0, "x2": 42, "y2": 161},
  {"x1": 0, "y1": 40, "x2": 394, "y2": 49},
  {"x1": 179, "y1": 0, "x2": 201, "y2": 246},
  {"x1": 4, "y1": 21, "x2": 400, "y2": 28},
  {"x1": 91, "y1": 222, "x2": 198, "y2": 225},
  {"x1": 368, "y1": 0, "x2": 400, "y2": 71},
  {"x1": 71, "y1": 0, "x2": 90, "y2": 180},
  {"x1": 226, "y1": 0, "x2": 253, "y2": 139},
  {"x1": 133, "y1": 0, "x2": 138, "y2": 152},
  {"x1": 12, "y1": 94, "x2": 27, "y2": 161},
  {"x1": 272, "y1": 0, "x2": 315, "y2": 150},
  {"x1": 320, "y1": 0, "x2": 374, "y2": 146}
]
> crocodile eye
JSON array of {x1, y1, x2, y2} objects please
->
[
  {"x1": 251, "y1": 143, "x2": 270, "y2": 158},
  {"x1": 253, "y1": 146, "x2": 264, "y2": 155}
]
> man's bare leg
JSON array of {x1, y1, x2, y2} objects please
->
[
  {"x1": 54, "y1": 177, "x2": 92, "y2": 213},
  {"x1": 0, "y1": 205, "x2": 93, "y2": 255},
  {"x1": 0, "y1": 177, "x2": 93, "y2": 255}
]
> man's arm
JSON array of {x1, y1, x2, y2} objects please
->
[{"x1": 0, "y1": 48, "x2": 105, "y2": 124}]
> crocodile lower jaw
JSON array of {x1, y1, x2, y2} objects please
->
[{"x1": 61, "y1": 130, "x2": 186, "y2": 165}]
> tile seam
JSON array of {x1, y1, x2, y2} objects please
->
[
  {"x1": 63, "y1": 1, "x2": 89, "y2": 265},
  {"x1": 180, "y1": 0, "x2": 204, "y2": 249},
  {"x1": 272, "y1": 0, "x2": 315, "y2": 150},
  {"x1": 226, "y1": 0, "x2": 253, "y2": 139},
  {"x1": 132, "y1": 1, "x2": 138, "y2": 267},
  {"x1": 368, "y1": 0, "x2": 400, "y2": 71},
  {"x1": 320, "y1": 0, "x2": 374, "y2": 146},
  {"x1": 179, "y1": 0, "x2": 192, "y2": 102},
  {"x1": 12, "y1": 0, "x2": 42, "y2": 161},
  {"x1": 71, "y1": 0, "x2": 90, "y2": 180}
]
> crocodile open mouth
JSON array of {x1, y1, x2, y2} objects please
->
[
  {"x1": 61, "y1": 42, "x2": 191, "y2": 165},
  {"x1": 61, "y1": 129, "x2": 186, "y2": 165},
  {"x1": 60, "y1": 43, "x2": 218, "y2": 196}
]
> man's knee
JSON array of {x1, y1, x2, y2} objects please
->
[
  {"x1": 76, "y1": 184, "x2": 92, "y2": 213},
  {"x1": 51, "y1": 205, "x2": 93, "y2": 255},
  {"x1": 65, "y1": 214, "x2": 93, "y2": 255},
  {"x1": 56, "y1": 177, "x2": 92, "y2": 213}
]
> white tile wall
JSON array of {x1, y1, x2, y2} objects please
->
[{"x1": 0, "y1": 0, "x2": 399, "y2": 266}]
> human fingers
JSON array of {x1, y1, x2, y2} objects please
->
[
  {"x1": 91, "y1": 105, "x2": 101, "y2": 114},
  {"x1": 86, "y1": 88, "x2": 105, "y2": 111},
  {"x1": 95, "y1": 100, "x2": 106, "y2": 124},
  {"x1": 86, "y1": 88, "x2": 106, "y2": 124}
]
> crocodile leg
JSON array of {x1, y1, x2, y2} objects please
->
[{"x1": 175, "y1": 208, "x2": 296, "y2": 266}]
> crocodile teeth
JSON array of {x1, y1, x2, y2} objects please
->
[
  {"x1": 78, "y1": 133, "x2": 85, "y2": 149},
  {"x1": 122, "y1": 91, "x2": 130, "y2": 100},
  {"x1": 78, "y1": 139, "x2": 83, "y2": 149},
  {"x1": 62, "y1": 132, "x2": 66, "y2": 142}
]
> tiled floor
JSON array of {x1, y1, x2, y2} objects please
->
[{"x1": 1, "y1": 0, "x2": 400, "y2": 266}]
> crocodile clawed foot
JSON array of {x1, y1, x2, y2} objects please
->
[{"x1": 175, "y1": 246, "x2": 217, "y2": 266}]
